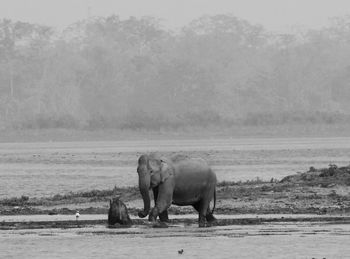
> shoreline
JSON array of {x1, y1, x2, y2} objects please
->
[
  {"x1": 2, "y1": 214, "x2": 350, "y2": 230},
  {"x1": 1, "y1": 161, "x2": 349, "y2": 230}
]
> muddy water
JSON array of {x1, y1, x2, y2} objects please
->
[
  {"x1": 1, "y1": 222, "x2": 350, "y2": 258},
  {"x1": 1, "y1": 137, "x2": 350, "y2": 198}
]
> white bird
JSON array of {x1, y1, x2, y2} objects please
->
[{"x1": 75, "y1": 211, "x2": 80, "y2": 220}]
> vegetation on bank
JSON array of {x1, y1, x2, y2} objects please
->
[
  {"x1": 0, "y1": 186, "x2": 139, "y2": 207},
  {"x1": 1, "y1": 164, "x2": 349, "y2": 216},
  {"x1": 281, "y1": 164, "x2": 350, "y2": 186},
  {"x1": 0, "y1": 177, "x2": 281, "y2": 207}
]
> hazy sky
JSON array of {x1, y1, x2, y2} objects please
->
[{"x1": 1, "y1": 0, "x2": 350, "y2": 32}]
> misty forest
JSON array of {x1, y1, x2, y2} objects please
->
[{"x1": 1, "y1": 14, "x2": 350, "y2": 130}]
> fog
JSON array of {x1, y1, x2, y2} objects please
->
[
  {"x1": 1, "y1": 13, "x2": 350, "y2": 130},
  {"x1": 3, "y1": 0, "x2": 350, "y2": 32}
]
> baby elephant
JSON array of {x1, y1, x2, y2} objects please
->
[{"x1": 108, "y1": 197, "x2": 132, "y2": 226}]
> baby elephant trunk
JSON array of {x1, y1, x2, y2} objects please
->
[{"x1": 108, "y1": 197, "x2": 132, "y2": 225}]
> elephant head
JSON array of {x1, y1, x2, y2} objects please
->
[
  {"x1": 108, "y1": 197, "x2": 132, "y2": 225},
  {"x1": 137, "y1": 154, "x2": 173, "y2": 218}
]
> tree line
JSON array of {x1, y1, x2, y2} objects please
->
[{"x1": 1, "y1": 14, "x2": 350, "y2": 130}]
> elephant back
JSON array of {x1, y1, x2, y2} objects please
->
[
  {"x1": 170, "y1": 154, "x2": 191, "y2": 163},
  {"x1": 172, "y1": 156, "x2": 214, "y2": 180}
]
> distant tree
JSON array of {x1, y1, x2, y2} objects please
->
[
  {"x1": 1, "y1": 14, "x2": 350, "y2": 129},
  {"x1": 0, "y1": 19, "x2": 53, "y2": 127}
]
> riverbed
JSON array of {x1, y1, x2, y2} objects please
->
[{"x1": 1, "y1": 220, "x2": 349, "y2": 258}]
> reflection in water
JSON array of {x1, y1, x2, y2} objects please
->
[{"x1": 1, "y1": 223, "x2": 350, "y2": 258}]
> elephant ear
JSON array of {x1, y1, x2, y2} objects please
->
[
  {"x1": 148, "y1": 158, "x2": 161, "y2": 173},
  {"x1": 159, "y1": 159, "x2": 173, "y2": 183}
]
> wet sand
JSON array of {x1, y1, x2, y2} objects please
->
[
  {"x1": 1, "y1": 220, "x2": 350, "y2": 258},
  {"x1": 1, "y1": 213, "x2": 350, "y2": 231}
]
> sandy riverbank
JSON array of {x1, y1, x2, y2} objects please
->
[{"x1": 1, "y1": 165, "x2": 349, "y2": 229}]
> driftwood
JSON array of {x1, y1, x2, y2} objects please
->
[{"x1": 108, "y1": 197, "x2": 132, "y2": 226}]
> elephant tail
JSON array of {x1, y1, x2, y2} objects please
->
[{"x1": 211, "y1": 188, "x2": 216, "y2": 214}]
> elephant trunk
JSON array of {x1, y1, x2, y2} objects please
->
[{"x1": 138, "y1": 174, "x2": 151, "y2": 218}]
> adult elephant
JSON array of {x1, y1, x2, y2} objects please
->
[{"x1": 137, "y1": 153, "x2": 217, "y2": 227}]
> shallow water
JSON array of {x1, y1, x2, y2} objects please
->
[
  {"x1": 1, "y1": 213, "x2": 343, "y2": 222},
  {"x1": 1, "y1": 137, "x2": 350, "y2": 198},
  {"x1": 1, "y1": 222, "x2": 349, "y2": 258}
]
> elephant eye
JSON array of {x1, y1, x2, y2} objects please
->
[{"x1": 149, "y1": 170, "x2": 153, "y2": 175}]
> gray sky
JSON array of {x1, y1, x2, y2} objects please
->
[{"x1": 1, "y1": 0, "x2": 350, "y2": 32}]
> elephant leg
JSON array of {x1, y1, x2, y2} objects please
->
[
  {"x1": 194, "y1": 202, "x2": 215, "y2": 225},
  {"x1": 198, "y1": 212, "x2": 206, "y2": 228},
  {"x1": 203, "y1": 187, "x2": 216, "y2": 225},
  {"x1": 200, "y1": 189, "x2": 216, "y2": 227},
  {"x1": 149, "y1": 182, "x2": 173, "y2": 222},
  {"x1": 149, "y1": 203, "x2": 170, "y2": 222},
  {"x1": 152, "y1": 187, "x2": 169, "y2": 222},
  {"x1": 193, "y1": 201, "x2": 207, "y2": 227},
  {"x1": 205, "y1": 207, "x2": 216, "y2": 223},
  {"x1": 159, "y1": 210, "x2": 169, "y2": 222}
]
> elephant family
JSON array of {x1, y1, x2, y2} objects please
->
[
  {"x1": 108, "y1": 197, "x2": 132, "y2": 226},
  {"x1": 137, "y1": 153, "x2": 217, "y2": 227}
]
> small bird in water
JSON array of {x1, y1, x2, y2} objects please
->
[
  {"x1": 178, "y1": 249, "x2": 184, "y2": 254},
  {"x1": 75, "y1": 210, "x2": 80, "y2": 221}
]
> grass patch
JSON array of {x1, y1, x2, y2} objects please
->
[
  {"x1": 0, "y1": 186, "x2": 140, "y2": 207},
  {"x1": 281, "y1": 164, "x2": 350, "y2": 186},
  {"x1": 0, "y1": 196, "x2": 29, "y2": 206},
  {"x1": 217, "y1": 177, "x2": 278, "y2": 187}
]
